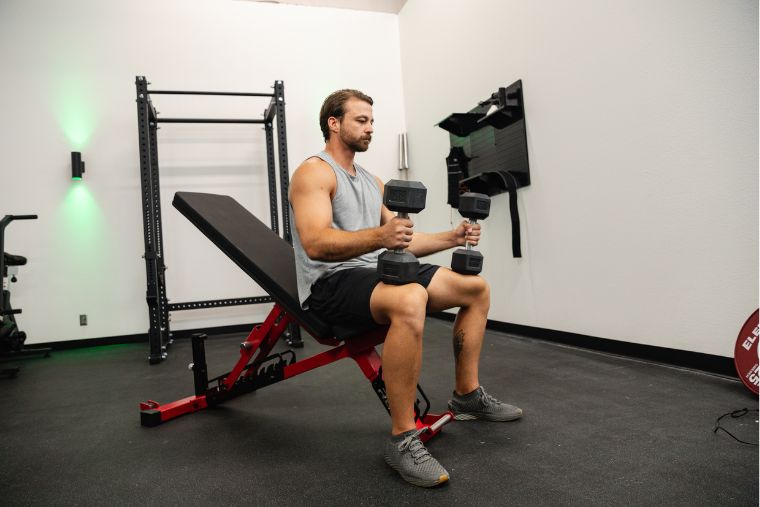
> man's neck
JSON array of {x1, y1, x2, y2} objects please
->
[{"x1": 324, "y1": 142, "x2": 356, "y2": 175}]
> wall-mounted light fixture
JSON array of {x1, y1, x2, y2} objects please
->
[{"x1": 71, "y1": 152, "x2": 85, "y2": 180}]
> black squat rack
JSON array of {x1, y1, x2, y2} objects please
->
[{"x1": 134, "y1": 76, "x2": 302, "y2": 364}]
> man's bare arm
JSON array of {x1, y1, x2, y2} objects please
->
[
  {"x1": 407, "y1": 230, "x2": 458, "y2": 257},
  {"x1": 291, "y1": 160, "x2": 412, "y2": 261}
]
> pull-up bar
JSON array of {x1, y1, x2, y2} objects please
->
[
  {"x1": 148, "y1": 90, "x2": 274, "y2": 97},
  {"x1": 156, "y1": 118, "x2": 267, "y2": 124}
]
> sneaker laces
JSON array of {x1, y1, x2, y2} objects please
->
[
  {"x1": 397, "y1": 429, "x2": 432, "y2": 464},
  {"x1": 479, "y1": 388, "x2": 502, "y2": 408}
]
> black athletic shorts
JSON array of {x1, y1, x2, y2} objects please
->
[{"x1": 307, "y1": 263, "x2": 441, "y2": 327}]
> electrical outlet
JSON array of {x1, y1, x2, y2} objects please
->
[{"x1": 79, "y1": 314, "x2": 87, "y2": 326}]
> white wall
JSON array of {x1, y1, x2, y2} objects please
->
[
  {"x1": 0, "y1": 0, "x2": 406, "y2": 343},
  {"x1": 398, "y1": 0, "x2": 758, "y2": 356},
  {"x1": 2, "y1": 0, "x2": 756, "y2": 359}
]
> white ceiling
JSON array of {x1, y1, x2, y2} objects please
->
[{"x1": 251, "y1": 0, "x2": 407, "y2": 14}]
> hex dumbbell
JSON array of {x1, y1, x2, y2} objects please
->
[
  {"x1": 377, "y1": 180, "x2": 427, "y2": 285},
  {"x1": 451, "y1": 192, "x2": 490, "y2": 275}
]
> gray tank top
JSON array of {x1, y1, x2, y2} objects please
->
[{"x1": 290, "y1": 151, "x2": 383, "y2": 308}]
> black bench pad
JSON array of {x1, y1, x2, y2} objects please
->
[{"x1": 172, "y1": 192, "x2": 382, "y2": 342}]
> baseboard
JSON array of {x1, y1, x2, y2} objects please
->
[
  {"x1": 27, "y1": 323, "x2": 257, "y2": 351},
  {"x1": 26, "y1": 317, "x2": 739, "y2": 379},
  {"x1": 430, "y1": 313, "x2": 738, "y2": 378}
]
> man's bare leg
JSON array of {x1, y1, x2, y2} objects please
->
[
  {"x1": 369, "y1": 282, "x2": 429, "y2": 435},
  {"x1": 426, "y1": 267, "x2": 522, "y2": 422},
  {"x1": 373, "y1": 283, "x2": 450, "y2": 488},
  {"x1": 425, "y1": 268, "x2": 490, "y2": 395}
]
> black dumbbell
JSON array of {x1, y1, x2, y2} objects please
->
[
  {"x1": 451, "y1": 192, "x2": 490, "y2": 275},
  {"x1": 377, "y1": 180, "x2": 427, "y2": 285}
]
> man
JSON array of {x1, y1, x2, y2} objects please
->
[{"x1": 289, "y1": 89, "x2": 522, "y2": 488}]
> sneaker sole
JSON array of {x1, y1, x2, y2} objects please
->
[
  {"x1": 384, "y1": 457, "x2": 450, "y2": 488},
  {"x1": 452, "y1": 411, "x2": 522, "y2": 422}
]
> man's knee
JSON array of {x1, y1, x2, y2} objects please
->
[
  {"x1": 390, "y1": 283, "x2": 428, "y2": 315},
  {"x1": 386, "y1": 284, "x2": 428, "y2": 331},
  {"x1": 465, "y1": 275, "x2": 490, "y2": 308},
  {"x1": 475, "y1": 276, "x2": 490, "y2": 298}
]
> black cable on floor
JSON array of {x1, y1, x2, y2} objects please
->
[{"x1": 713, "y1": 408, "x2": 759, "y2": 445}]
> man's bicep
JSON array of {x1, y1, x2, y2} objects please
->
[
  {"x1": 290, "y1": 170, "x2": 334, "y2": 251},
  {"x1": 294, "y1": 189, "x2": 333, "y2": 236}
]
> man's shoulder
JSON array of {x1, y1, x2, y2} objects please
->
[
  {"x1": 297, "y1": 156, "x2": 332, "y2": 174},
  {"x1": 292, "y1": 157, "x2": 336, "y2": 188}
]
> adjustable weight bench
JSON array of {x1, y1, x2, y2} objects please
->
[{"x1": 139, "y1": 191, "x2": 453, "y2": 442}]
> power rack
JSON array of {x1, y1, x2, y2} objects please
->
[{"x1": 134, "y1": 76, "x2": 302, "y2": 364}]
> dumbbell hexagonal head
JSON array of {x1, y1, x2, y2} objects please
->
[
  {"x1": 457, "y1": 192, "x2": 490, "y2": 220},
  {"x1": 451, "y1": 249, "x2": 483, "y2": 275},
  {"x1": 378, "y1": 250, "x2": 420, "y2": 285},
  {"x1": 383, "y1": 180, "x2": 427, "y2": 214}
]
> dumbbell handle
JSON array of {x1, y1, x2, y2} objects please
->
[
  {"x1": 393, "y1": 212, "x2": 410, "y2": 253},
  {"x1": 465, "y1": 219, "x2": 478, "y2": 251}
]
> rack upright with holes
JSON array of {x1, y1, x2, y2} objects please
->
[{"x1": 134, "y1": 76, "x2": 301, "y2": 364}]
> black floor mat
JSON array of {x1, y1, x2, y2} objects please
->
[{"x1": 0, "y1": 318, "x2": 756, "y2": 506}]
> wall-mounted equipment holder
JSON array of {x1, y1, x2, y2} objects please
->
[{"x1": 437, "y1": 80, "x2": 530, "y2": 258}]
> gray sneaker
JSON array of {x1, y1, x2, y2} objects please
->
[
  {"x1": 448, "y1": 386, "x2": 523, "y2": 421},
  {"x1": 384, "y1": 428, "x2": 450, "y2": 487}
]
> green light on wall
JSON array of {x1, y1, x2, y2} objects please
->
[
  {"x1": 56, "y1": 173, "x2": 114, "y2": 322},
  {"x1": 62, "y1": 182, "x2": 100, "y2": 227},
  {"x1": 53, "y1": 74, "x2": 97, "y2": 151},
  {"x1": 57, "y1": 182, "x2": 111, "y2": 272}
]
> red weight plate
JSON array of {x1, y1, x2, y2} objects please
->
[{"x1": 734, "y1": 308, "x2": 759, "y2": 395}]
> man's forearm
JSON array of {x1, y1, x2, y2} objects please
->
[
  {"x1": 407, "y1": 230, "x2": 459, "y2": 258},
  {"x1": 306, "y1": 227, "x2": 383, "y2": 262}
]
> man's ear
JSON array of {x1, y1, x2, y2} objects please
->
[{"x1": 328, "y1": 116, "x2": 340, "y2": 134}]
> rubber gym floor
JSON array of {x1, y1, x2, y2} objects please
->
[{"x1": 0, "y1": 317, "x2": 757, "y2": 506}]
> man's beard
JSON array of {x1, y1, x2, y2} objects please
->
[{"x1": 340, "y1": 130, "x2": 371, "y2": 152}]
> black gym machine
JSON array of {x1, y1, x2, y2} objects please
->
[
  {"x1": 134, "y1": 76, "x2": 302, "y2": 364},
  {"x1": 0, "y1": 214, "x2": 51, "y2": 378}
]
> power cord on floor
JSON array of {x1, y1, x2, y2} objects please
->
[{"x1": 712, "y1": 408, "x2": 759, "y2": 445}]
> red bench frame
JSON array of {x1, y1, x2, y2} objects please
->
[{"x1": 140, "y1": 303, "x2": 452, "y2": 443}]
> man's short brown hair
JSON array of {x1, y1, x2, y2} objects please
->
[{"x1": 319, "y1": 89, "x2": 374, "y2": 142}]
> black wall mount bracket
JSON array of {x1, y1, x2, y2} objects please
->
[{"x1": 438, "y1": 80, "x2": 530, "y2": 257}]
